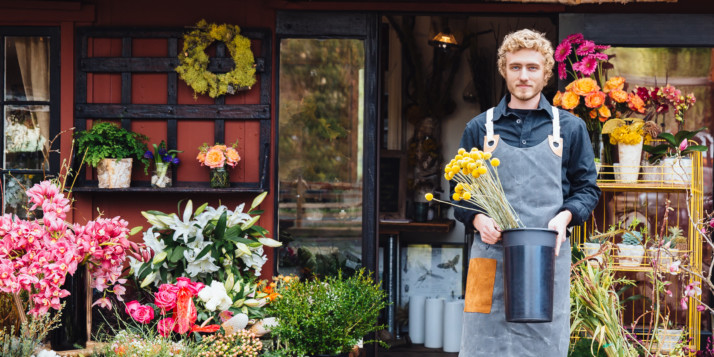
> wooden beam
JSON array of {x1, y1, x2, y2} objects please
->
[{"x1": 75, "y1": 104, "x2": 270, "y2": 119}]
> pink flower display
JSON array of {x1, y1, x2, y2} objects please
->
[
  {"x1": 127, "y1": 277, "x2": 219, "y2": 336},
  {"x1": 0, "y1": 180, "x2": 144, "y2": 318}
]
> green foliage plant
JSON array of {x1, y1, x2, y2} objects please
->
[
  {"x1": 268, "y1": 269, "x2": 388, "y2": 356},
  {"x1": 0, "y1": 304, "x2": 62, "y2": 357},
  {"x1": 74, "y1": 121, "x2": 150, "y2": 174},
  {"x1": 642, "y1": 127, "x2": 708, "y2": 164}
]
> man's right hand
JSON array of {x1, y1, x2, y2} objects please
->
[{"x1": 473, "y1": 214, "x2": 501, "y2": 244}]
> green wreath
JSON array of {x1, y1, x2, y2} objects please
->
[{"x1": 176, "y1": 19, "x2": 257, "y2": 98}]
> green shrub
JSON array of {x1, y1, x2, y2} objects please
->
[{"x1": 268, "y1": 269, "x2": 388, "y2": 356}]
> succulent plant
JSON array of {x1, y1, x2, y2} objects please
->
[
  {"x1": 662, "y1": 226, "x2": 686, "y2": 248},
  {"x1": 621, "y1": 231, "x2": 643, "y2": 246}
]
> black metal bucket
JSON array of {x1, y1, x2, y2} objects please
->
[{"x1": 502, "y1": 228, "x2": 557, "y2": 323}]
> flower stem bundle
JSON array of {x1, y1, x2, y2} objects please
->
[{"x1": 426, "y1": 147, "x2": 522, "y2": 230}]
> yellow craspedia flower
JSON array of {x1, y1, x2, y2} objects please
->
[
  {"x1": 425, "y1": 193, "x2": 434, "y2": 201},
  {"x1": 462, "y1": 192, "x2": 472, "y2": 200},
  {"x1": 445, "y1": 165, "x2": 452, "y2": 173},
  {"x1": 471, "y1": 171, "x2": 480, "y2": 178},
  {"x1": 455, "y1": 183, "x2": 463, "y2": 192},
  {"x1": 471, "y1": 151, "x2": 482, "y2": 160},
  {"x1": 444, "y1": 173, "x2": 451, "y2": 180},
  {"x1": 468, "y1": 163, "x2": 477, "y2": 170},
  {"x1": 458, "y1": 148, "x2": 466, "y2": 155},
  {"x1": 477, "y1": 166, "x2": 487, "y2": 175},
  {"x1": 483, "y1": 152, "x2": 492, "y2": 160},
  {"x1": 450, "y1": 166, "x2": 460, "y2": 174},
  {"x1": 491, "y1": 158, "x2": 501, "y2": 167},
  {"x1": 461, "y1": 168, "x2": 470, "y2": 175},
  {"x1": 455, "y1": 154, "x2": 463, "y2": 160},
  {"x1": 452, "y1": 192, "x2": 461, "y2": 201}
]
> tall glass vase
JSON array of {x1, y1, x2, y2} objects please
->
[
  {"x1": 210, "y1": 167, "x2": 230, "y2": 188},
  {"x1": 50, "y1": 265, "x2": 88, "y2": 351}
]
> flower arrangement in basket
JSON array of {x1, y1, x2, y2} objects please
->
[{"x1": 196, "y1": 140, "x2": 241, "y2": 188}]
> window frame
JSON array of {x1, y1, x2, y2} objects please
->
[{"x1": 1, "y1": 26, "x2": 61, "y2": 212}]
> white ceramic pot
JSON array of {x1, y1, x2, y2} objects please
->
[
  {"x1": 97, "y1": 158, "x2": 132, "y2": 188},
  {"x1": 616, "y1": 142, "x2": 643, "y2": 183},
  {"x1": 641, "y1": 160, "x2": 665, "y2": 185},
  {"x1": 582, "y1": 242, "x2": 604, "y2": 265},
  {"x1": 616, "y1": 243, "x2": 645, "y2": 267},
  {"x1": 647, "y1": 248, "x2": 681, "y2": 270},
  {"x1": 663, "y1": 157, "x2": 692, "y2": 185},
  {"x1": 650, "y1": 328, "x2": 683, "y2": 354}
]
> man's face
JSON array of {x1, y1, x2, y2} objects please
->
[{"x1": 504, "y1": 49, "x2": 547, "y2": 106}]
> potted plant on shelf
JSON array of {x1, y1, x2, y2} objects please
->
[
  {"x1": 648, "y1": 226, "x2": 687, "y2": 270},
  {"x1": 616, "y1": 220, "x2": 646, "y2": 267},
  {"x1": 74, "y1": 122, "x2": 150, "y2": 188},
  {"x1": 144, "y1": 140, "x2": 181, "y2": 188},
  {"x1": 583, "y1": 229, "x2": 618, "y2": 266},
  {"x1": 642, "y1": 127, "x2": 707, "y2": 185},
  {"x1": 266, "y1": 269, "x2": 388, "y2": 357},
  {"x1": 600, "y1": 118, "x2": 658, "y2": 184}
]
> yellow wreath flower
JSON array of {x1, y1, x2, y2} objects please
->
[{"x1": 176, "y1": 19, "x2": 257, "y2": 98}]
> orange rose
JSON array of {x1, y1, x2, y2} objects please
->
[
  {"x1": 204, "y1": 148, "x2": 226, "y2": 168},
  {"x1": 225, "y1": 147, "x2": 241, "y2": 166},
  {"x1": 603, "y1": 76, "x2": 626, "y2": 93},
  {"x1": 196, "y1": 152, "x2": 206, "y2": 165},
  {"x1": 553, "y1": 91, "x2": 563, "y2": 107},
  {"x1": 567, "y1": 78, "x2": 600, "y2": 96},
  {"x1": 560, "y1": 91, "x2": 580, "y2": 110},
  {"x1": 589, "y1": 110, "x2": 598, "y2": 119},
  {"x1": 628, "y1": 92, "x2": 646, "y2": 114},
  {"x1": 609, "y1": 89, "x2": 628, "y2": 103},
  {"x1": 598, "y1": 105, "x2": 611, "y2": 118},
  {"x1": 585, "y1": 91, "x2": 606, "y2": 108}
]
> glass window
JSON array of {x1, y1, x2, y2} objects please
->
[
  {"x1": 2, "y1": 33, "x2": 55, "y2": 218},
  {"x1": 277, "y1": 38, "x2": 365, "y2": 278}
]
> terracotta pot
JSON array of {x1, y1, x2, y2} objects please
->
[{"x1": 97, "y1": 158, "x2": 133, "y2": 188}]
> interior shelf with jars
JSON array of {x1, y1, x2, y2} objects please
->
[{"x1": 572, "y1": 150, "x2": 704, "y2": 354}]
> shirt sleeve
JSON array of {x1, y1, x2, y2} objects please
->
[
  {"x1": 560, "y1": 114, "x2": 601, "y2": 226},
  {"x1": 452, "y1": 118, "x2": 486, "y2": 230}
]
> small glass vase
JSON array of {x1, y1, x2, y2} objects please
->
[
  {"x1": 210, "y1": 167, "x2": 230, "y2": 188},
  {"x1": 151, "y1": 162, "x2": 172, "y2": 188}
]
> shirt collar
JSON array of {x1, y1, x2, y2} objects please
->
[{"x1": 492, "y1": 93, "x2": 555, "y2": 121}]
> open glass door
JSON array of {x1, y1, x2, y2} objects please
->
[{"x1": 277, "y1": 38, "x2": 366, "y2": 278}]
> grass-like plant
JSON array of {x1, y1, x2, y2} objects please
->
[
  {"x1": 267, "y1": 269, "x2": 388, "y2": 356},
  {"x1": 0, "y1": 303, "x2": 62, "y2": 357}
]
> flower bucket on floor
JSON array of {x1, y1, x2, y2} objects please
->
[{"x1": 502, "y1": 228, "x2": 557, "y2": 323}]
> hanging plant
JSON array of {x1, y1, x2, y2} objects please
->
[{"x1": 176, "y1": 19, "x2": 256, "y2": 98}]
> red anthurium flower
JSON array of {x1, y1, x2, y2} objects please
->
[
  {"x1": 191, "y1": 324, "x2": 221, "y2": 333},
  {"x1": 174, "y1": 287, "x2": 198, "y2": 334}
]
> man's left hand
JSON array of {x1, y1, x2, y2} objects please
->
[{"x1": 548, "y1": 210, "x2": 572, "y2": 256}]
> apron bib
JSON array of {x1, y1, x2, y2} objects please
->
[{"x1": 459, "y1": 107, "x2": 571, "y2": 356}]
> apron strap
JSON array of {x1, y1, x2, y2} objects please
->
[
  {"x1": 484, "y1": 108, "x2": 499, "y2": 153},
  {"x1": 549, "y1": 106, "x2": 563, "y2": 157}
]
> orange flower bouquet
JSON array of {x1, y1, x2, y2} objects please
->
[{"x1": 197, "y1": 140, "x2": 241, "y2": 188}]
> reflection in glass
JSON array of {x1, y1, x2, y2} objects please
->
[
  {"x1": 3, "y1": 174, "x2": 42, "y2": 219},
  {"x1": 4, "y1": 37, "x2": 51, "y2": 102},
  {"x1": 4, "y1": 105, "x2": 49, "y2": 170},
  {"x1": 277, "y1": 38, "x2": 365, "y2": 278}
]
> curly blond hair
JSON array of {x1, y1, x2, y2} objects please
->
[{"x1": 497, "y1": 29, "x2": 554, "y2": 82}]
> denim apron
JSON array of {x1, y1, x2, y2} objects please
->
[{"x1": 458, "y1": 107, "x2": 571, "y2": 356}]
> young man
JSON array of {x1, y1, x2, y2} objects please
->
[{"x1": 455, "y1": 29, "x2": 600, "y2": 356}]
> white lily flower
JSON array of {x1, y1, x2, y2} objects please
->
[
  {"x1": 198, "y1": 281, "x2": 233, "y2": 311},
  {"x1": 244, "y1": 298, "x2": 266, "y2": 308},
  {"x1": 184, "y1": 242, "x2": 220, "y2": 276},
  {"x1": 258, "y1": 237, "x2": 282, "y2": 248},
  {"x1": 142, "y1": 227, "x2": 166, "y2": 254},
  {"x1": 172, "y1": 213, "x2": 197, "y2": 244},
  {"x1": 241, "y1": 249, "x2": 268, "y2": 276}
]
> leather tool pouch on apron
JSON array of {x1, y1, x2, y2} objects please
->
[{"x1": 464, "y1": 257, "x2": 497, "y2": 313}]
